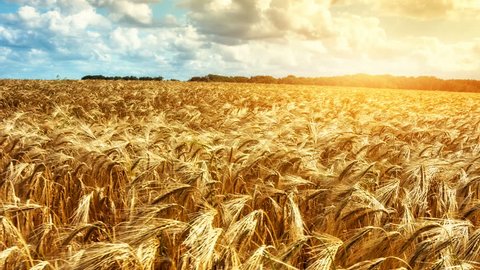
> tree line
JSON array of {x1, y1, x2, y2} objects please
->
[
  {"x1": 80, "y1": 73, "x2": 480, "y2": 92},
  {"x1": 189, "y1": 74, "x2": 480, "y2": 92},
  {"x1": 81, "y1": 75, "x2": 164, "y2": 81}
]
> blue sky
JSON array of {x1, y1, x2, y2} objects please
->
[{"x1": 1, "y1": 0, "x2": 480, "y2": 80}]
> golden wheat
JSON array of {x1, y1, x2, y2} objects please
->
[{"x1": 0, "y1": 79, "x2": 480, "y2": 269}]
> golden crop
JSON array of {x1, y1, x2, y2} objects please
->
[{"x1": 1, "y1": 80, "x2": 480, "y2": 269}]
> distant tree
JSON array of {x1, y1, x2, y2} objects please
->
[
  {"x1": 232, "y1": 76, "x2": 249, "y2": 83},
  {"x1": 189, "y1": 76, "x2": 209, "y2": 82},
  {"x1": 279, "y1": 75, "x2": 297, "y2": 84},
  {"x1": 250, "y1": 75, "x2": 277, "y2": 84},
  {"x1": 81, "y1": 75, "x2": 106, "y2": 80},
  {"x1": 81, "y1": 75, "x2": 163, "y2": 81}
]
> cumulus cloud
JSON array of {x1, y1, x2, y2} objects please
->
[
  {"x1": 7, "y1": 0, "x2": 160, "y2": 25},
  {"x1": 14, "y1": 5, "x2": 109, "y2": 34},
  {"x1": 179, "y1": 0, "x2": 392, "y2": 62},
  {"x1": 7, "y1": 0, "x2": 92, "y2": 12},
  {"x1": 0, "y1": 0, "x2": 193, "y2": 78},
  {"x1": 112, "y1": 1, "x2": 152, "y2": 24},
  {"x1": 3, "y1": 0, "x2": 394, "y2": 78},
  {"x1": 88, "y1": 0, "x2": 156, "y2": 25},
  {"x1": 181, "y1": 0, "x2": 335, "y2": 43},
  {"x1": 0, "y1": 3, "x2": 113, "y2": 72}
]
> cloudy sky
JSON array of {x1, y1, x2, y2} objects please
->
[{"x1": 0, "y1": 0, "x2": 479, "y2": 80}]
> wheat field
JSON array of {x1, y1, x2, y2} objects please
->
[{"x1": 1, "y1": 80, "x2": 480, "y2": 269}]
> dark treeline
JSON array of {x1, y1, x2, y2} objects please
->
[
  {"x1": 189, "y1": 74, "x2": 480, "y2": 92},
  {"x1": 82, "y1": 75, "x2": 164, "y2": 81}
]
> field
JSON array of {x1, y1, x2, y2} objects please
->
[{"x1": 1, "y1": 80, "x2": 480, "y2": 269}]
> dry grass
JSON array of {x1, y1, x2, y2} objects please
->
[{"x1": 1, "y1": 79, "x2": 480, "y2": 269}]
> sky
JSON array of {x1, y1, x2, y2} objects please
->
[{"x1": 0, "y1": 0, "x2": 479, "y2": 80}]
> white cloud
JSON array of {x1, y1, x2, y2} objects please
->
[
  {"x1": 106, "y1": 1, "x2": 153, "y2": 25},
  {"x1": 0, "y1": 26, "x2": 17, "y2": 44},
  {"x1": 179, "y1": 0, "x2": 393, "y2": 61},
  {"x1": 17, "y1": 6, "x2": 41, "y2": 27},
  {"x1": 8, "y1": 0, "x2": 158, "y2": 25},
  {"x1": 110, "y1": 27, "x2": 142, "y2": 51},
  {"x1": 8, "y1": 0, "x2": 92, "y2": 12},
  {"x1": 181, "y1": 0, "x2": 334, "y2": 43},
  {"x1": 5, "y1": 0, "x2": 57, "y2": 6},
  {"x1": 87, "y1": 0, "x2": 157, "y2": 25},
  {"x1": 13, "y1": 5, "x2": 109, "y2": 35}
]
